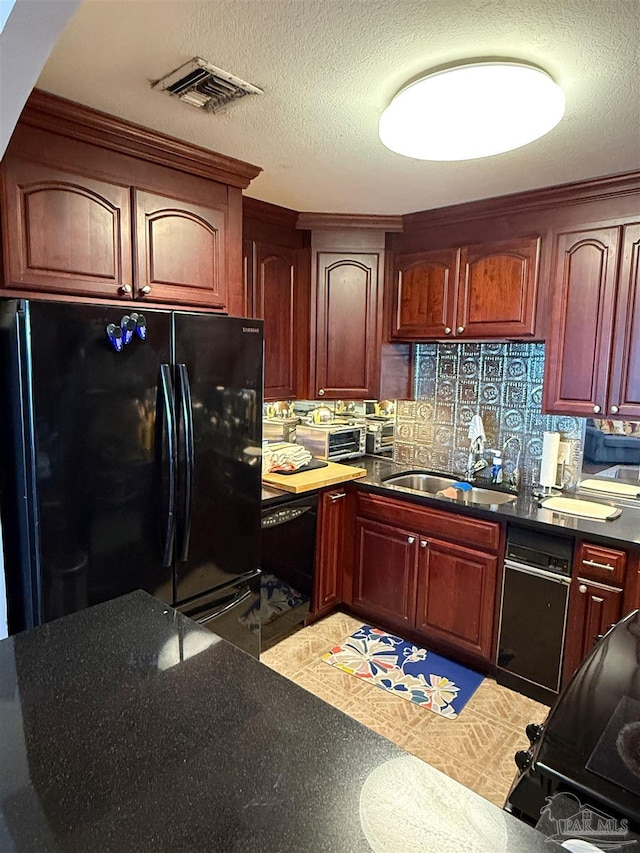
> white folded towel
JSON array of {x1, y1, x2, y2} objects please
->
[{"x1": 263, "y1": 442, "x2": 312, "y2": 473}]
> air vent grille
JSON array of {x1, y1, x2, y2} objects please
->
[{"x1": 152, "y1": 57, "x2": 263, "y2": 112}]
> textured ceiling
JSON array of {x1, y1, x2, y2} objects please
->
[{"x1": 36, "y1": 0, "x2": 640, "y2": 215}]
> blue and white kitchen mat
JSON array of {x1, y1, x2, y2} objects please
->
[{"x1": 323, "y1": 625, "x2": 483, "y2": 718}]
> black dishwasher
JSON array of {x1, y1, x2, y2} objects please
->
[
  {"x1": 497, "y1": 525, "x2": 573, "y2": 705},
  {"x1": 260, "y1": 492, "x2": 318, "y2": 651}
]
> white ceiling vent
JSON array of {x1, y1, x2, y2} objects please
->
[{"x1": 152, "y1": 57, "x2": 263, "y2": 112}]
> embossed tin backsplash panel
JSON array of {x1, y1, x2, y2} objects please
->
[{"x1": 395, "y1": 342, "x2": 584, "y2": 489}]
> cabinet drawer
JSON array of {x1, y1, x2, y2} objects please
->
[
  {"x1": 356, "y1": 492, "x2": 502, "y2": 552},
  {"x1": 576, "y1": 542, "x2": 626, "y2": 585}
]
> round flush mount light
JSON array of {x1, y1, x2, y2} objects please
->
[{"x1": 379, "y1": 60, "x2": 565, "y2": 161}]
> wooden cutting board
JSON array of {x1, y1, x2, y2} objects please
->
[
  {"x1": 540, "y1": 496, "x2": 621, "y2": 520},
  {"x1": 262, "y1": 460, "x2": 367, "y2": 493}
]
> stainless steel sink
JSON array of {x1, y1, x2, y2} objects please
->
[
  {"x1": 461, "y1": 487, "x2": 517, "y2": 506},
  {"x1": 383, "y1": 472, "x2": 517, "y2": 506},
  {"x1": 384, "y1": 473, "x2": 458, "y2": 493}
]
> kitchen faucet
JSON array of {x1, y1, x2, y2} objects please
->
[
  {"x1": 501, "y1": 435, "x2": 522, "y2": 489},
  {"x1": 465, "y1": 414, "x2": 487, "y2": 481}
]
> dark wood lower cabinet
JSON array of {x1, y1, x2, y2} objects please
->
[
  {"x1": 415, "y1": 538, "x2": 498, "y2": 661},
  {"x1": 562, "y1": 577, "x2": 623, "y2": 685},
  {"x1": 311, "y1": 488, "x2": 347, "y2": 620},
  {"x1": 352, "y1": 517, "x2": 418, "y2": 627},
  {"x1": 348, "y1": 498, "x2": 501, "y2": 665}
]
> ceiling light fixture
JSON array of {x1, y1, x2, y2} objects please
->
[{"x1": 379, "y1": 60, "x2": 565, "y2": 161}]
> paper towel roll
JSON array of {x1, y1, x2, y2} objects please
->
[{"x1": 540, "y1": 432, "x2": 560, "y2": 488}]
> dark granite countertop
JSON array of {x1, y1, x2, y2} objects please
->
[
  {"x1": 342, "y1": 456, "x2": 640, "y2": 548},
  {"x1": 263, "y1": 455, "x2": 640, "y2": 546},
  {"x1": 0, "y1": 591, "x2": 558, "y2": 852}
]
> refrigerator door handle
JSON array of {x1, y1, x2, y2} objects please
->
[
  {"x1": 177, "y1": 363, "x2": 195, "y2": 562},
  {"x1": 159, "y1": 364, "x2": 177, "y2": 568}
]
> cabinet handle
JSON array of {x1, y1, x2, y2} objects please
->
[
  {"x1": 318, "y1": 389, "x2": 325, "y2": 396},
  {"x1": 578, "y1": 584, "x2": 588, "y2": 594},
  {"x1": 457, "y1": 326, "x2": 465, "y2": 334},
  {"x1": 329, "y1": 492, "x2": 346, "y2": 502},
  {"x1": 444, "y1": 327, "x2": 452, "y2": 335},
  {"x1": 593, "y1": 405, "x2": 601, "y2": 413},
  {"x1": 119, "y1": 284, "x2": 132, "y2": 295},
  {"x1": 582, "y1": 559, "x2": 614, "y2": 572},
  {"x1": 407, "y1": 536, "x2": 415, "y2": 544},
  {"x1": 610, "y1": 405, "x2": 619, "y2": 414},
  {"x1": 420, "y1": 540, "x2": 428, "y2": 548}
]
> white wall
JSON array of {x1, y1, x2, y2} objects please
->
[{"x1": 0, "y1": 0, "x2": 81, "y2": 158}]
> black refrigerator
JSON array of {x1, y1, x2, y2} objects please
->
[{"x1": 0, "y1": 300, "x2": 263, "y2": 657}]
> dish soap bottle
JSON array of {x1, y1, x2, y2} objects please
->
[{"x1": 491, "y1": 451, "x2": 503, "y2": 484}]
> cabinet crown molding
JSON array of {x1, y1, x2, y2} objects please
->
[
  {"x1": 18, "y1": 89, "x2": 262, "y2": 189},
  {"x1": 296, "y1": 212, "x2": 403, "y2": 232},
  {"x1": 403, "y1": 170, "x2": 640, "y2": 232}
]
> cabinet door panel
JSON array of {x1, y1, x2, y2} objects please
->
[
  {"x1": 352, "y1": 518, "x2": 417, "y2": 625},
  {"x1": 2, "y1": 158, "x2": 132, "y2": 298},
  {"x1": 391, "y1": 249, "x2": 457, "y2": 339},
  {"x1": 312, "y1": 488, "x2": 347, "y2": 618},
  {"x1": 135, "y1": 190, "x2": 226, "y2": 308},
  {"x1": 255, "y1": 244, "x2": 297, "y2": 400},
  {"x1": 457, "y1": 237, "x2": 539, "y2": 337},
  {"x1": 608, "y1": 224, "x2": 640, "y2": 418},
  {"x1": 416, "y1": 538, "x2": 497, "y2": 661},
  {"x1": 543, "y1": 227, "x2": 620, "y2": 415},
  {"x1": 563, "y1": 578, "x2": 623, "y2": 685},
  {"x1": 315, "y1": 253, "x2": 379, "y2": 398}
]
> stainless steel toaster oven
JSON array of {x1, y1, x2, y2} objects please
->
[
  {"x1": 296, "y1": 424, "x2": 366, "y2": 461},
  {"x1": 365, "y1": 419, "x2": 395, "y2": 456}
]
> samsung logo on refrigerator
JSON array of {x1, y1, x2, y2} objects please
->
[{"x1": 242, "y1": 327, "x2": 260, "y2": 333}]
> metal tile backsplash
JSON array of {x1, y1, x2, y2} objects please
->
[{"x1": 394, "y1": 342, "x2": 585, "y2": 489}]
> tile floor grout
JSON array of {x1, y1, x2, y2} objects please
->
[{"x1": 261, "y1": 610, "x2": 550, "y2": 808}]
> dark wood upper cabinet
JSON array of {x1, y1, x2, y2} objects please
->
[
  {"x1": 391, "y1": 249, "x2": 458, "y2": 339},
  {"x1": 0, "y1": 90, "x2": 260, "y2": 311},
  {"x1": 607, "y1": 224, "x2": 640, "y2": 418},
  {"x1": 1, "y1": 158, "x2": 132, "y2": 299},
  {"x1": 134, "y1": 190, "x2": 227, "y2": 308},
  {"x1": 543, "y1": 225, "x2": 640, "y2": 418},
  {"x1": 243, "y1": 198, "x2": 310, "y2": 401},
  {"x1": 457, "y1": 237, "x2": 540, "y2": 338},
  {"x1": 390, "y1": 236, "x2": 540, "y2": 341},
  {"x1": 253, "y1": 243, "x2": 297, "y2": 400},
  {"x1": 314, "y1": 252, "x2": 380, "y2": 399},
  {"x1": 415, "y1": 537, "x2": 498, "y2": 662}
]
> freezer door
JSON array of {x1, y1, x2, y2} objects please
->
[
  {"x1": 177, "y1": 575, "x2": 261, "y2": 658},
  {"x1": 173, "y1": 313, "x2": 263, "y2": 603},
  {"x1": 25, "y1": 302, "x2": 174, "y2": 623}
]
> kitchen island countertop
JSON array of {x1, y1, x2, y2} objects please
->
[{"x1": 0, "y1": 590, "x2": 558, "y2": 852}]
